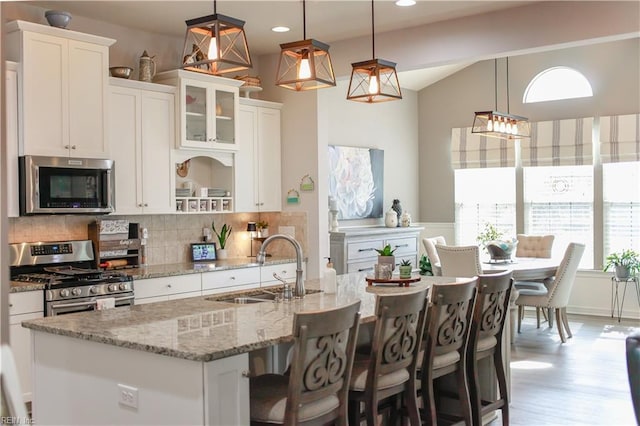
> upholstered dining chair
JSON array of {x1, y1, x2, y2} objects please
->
[
  {"x1": 514, "y1": 234, "x2": 555, "y2": 328},
  {"x1": 515, "y1": 242, "x2": 585, "y2": 343},
  {"x1": 418, "y1": 278, "x2": 477, "y2": 425},
  {"x1": 467, "y1": 271, "x2": 513, "y2": 426},
  {"x1": 348, "y1": 289, "x2": 428, "y2": 426},
  {"x1": 435, "y1": 244, "x2": 483, "y2": 278},
  {"x1": 422, "y1": 236, "x2": 446, "y2": 276},
  {"x1": 250, "y1": 301, "x2": 361, "y2": 425},
  {"x1": 626, "y1": 332, "x2": 640, "y2": 424}
]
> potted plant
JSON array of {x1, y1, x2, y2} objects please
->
[
  {"x1": 399, "y1": 259, "x2": 412, "y2": 279},
  {"x1": 476, "y1": 222, "x2": 517, "y2": 262},
  {"x1": 212, "y1": 222, "x2": 232, "y2": 259},
  {"x1": 419, "y1": 254, "x2": 433, "y2": 276},
  {"x1": 256, "y1": 220, "x2": 269, "y2": 238},
  {"x1": 375, "y1": 244, "x2": 397, "y2": 271},
  {"x1": 604, "y1": 249, "x2": 640, "y2": 279}
]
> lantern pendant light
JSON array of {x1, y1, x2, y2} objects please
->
[
  {"x1": 472, "y1": 58, "x2": 530, "y2": 140},
  {"x1": 347, "y1": 0, "x2": 402, "y2": 103},
  {"x1": 275, "y1": 0, "x2": 336, "y2": 91},
  {"x1": 181, "y1": 0, "x2": 252, "y2": 76}
]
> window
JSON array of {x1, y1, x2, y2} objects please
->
[
  {"x1": 455, "y1": 168, "x2": 516, "y2": 245},
  {"x1": 523, "y1": 67, "x2": 593, "y2": 104},
  {"x1": 523, "y1": 165, "x2": 594, "y2": 268},
  {"x1": 603, "y1": 162, "x2": 640, "y2": 256}
]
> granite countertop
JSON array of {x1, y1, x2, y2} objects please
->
[
  {"x1": 9, "y1": 257, "x2": 298, "y2": 293},
  {"x1": 22, "y1": 274, "x2": 464, "y2": 362}
]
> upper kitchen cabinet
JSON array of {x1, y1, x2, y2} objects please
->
[
  {"x1": 5, "y1": 21, "x2": 115, "y2": 159},
  {"x1": 154, "y1": 69, "x2": 243, "y2": 152},
  {"x1": 108, "y1": 79, "x2": 176, "y2": 215},
  {"x1": 236, "y1": 99, "x2": 282, "y2": 212}
]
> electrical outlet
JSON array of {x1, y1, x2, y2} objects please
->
[
  {"x1": 118, "y1": 384, "x2": 138, "y2": 409},
  {"x1": 278, "y1": 226, "x2": 295, "y2": 238}
]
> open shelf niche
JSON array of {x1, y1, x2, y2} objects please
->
[{"x1": 173, "y1": 150, "x2": 234, "y2": 213}]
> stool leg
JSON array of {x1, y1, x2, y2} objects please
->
[
  {"x1": 517, "y1": 306, "x2": 523, "y2": 333},
  {"x1": 536, "y1": 308, "x2": 541, "y2": 328}
]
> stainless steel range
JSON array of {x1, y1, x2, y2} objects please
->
[{"x1": 10, "y1": 240, "x2": 134, "y2": 316}]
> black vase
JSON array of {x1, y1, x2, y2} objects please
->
[{"x1": 392, "y1": 199, "x2": 402, "y2": 227}]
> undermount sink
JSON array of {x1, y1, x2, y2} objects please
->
[{"x1": 207, "y1": 288, "x2": 322, "y2": 305}]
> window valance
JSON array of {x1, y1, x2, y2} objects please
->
[
  {"x1": 521, "y1": 118, "x2": 593, "y2": 167},
  {"x1": 600, "y1": 113, "x2": 640, "y2": 163},
  {"x1": 450, "y1": 127, "x2": 515, "y2": 169}
]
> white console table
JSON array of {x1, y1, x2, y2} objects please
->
[{"x1": 330, "y1": 226, "x2": 423, "y2": 275}]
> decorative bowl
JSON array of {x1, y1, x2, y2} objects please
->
[
  {"x1": 486, "y1": 240, "x2": 518, "y2": 262},
  {"x1": 45, "y1": 10, "x2": 72, "y2": 28},
  {"x1": 109, "y1": 66, "x2": 133, "y2": 79}
]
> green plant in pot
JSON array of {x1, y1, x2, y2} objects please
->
[
  {"x1": 256, "y1": 220, "x2": 269, "y2": 237},
  {"x1": 604, "y1": 249, "x2": 640, "y2": 279},
  {"x1": 375, "y1": 244, "x2": 397, "y2": 271},
  {"x1": 399, "y1": 259, "x2": 413, "y2": 279},
  {"x1": 419, "y1": 254, "x2": 433, "y2": 276},
  {"x1": 212, "y1": 222, "x2": 232, "y2": 259}
]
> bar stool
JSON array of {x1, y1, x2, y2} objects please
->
[
  {"x1": 348, "y1": 289, "x2": 429, "y2": 426},
  {"x1": 467, "y1": 271, "x2": 513, "y2": 426},
  {"x1": 418, "y1": 278, "x2": 477, "y2": 425},
  {"x1": 250, "y1": 301, "x2": 361, "y2": 425}
]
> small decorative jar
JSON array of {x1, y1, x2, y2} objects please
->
[
  {"x1": 401, "y1": 211, "x2": 412, "y2": 227},
  {"x1": 385, "y1": 209, "x2": 398, "y2": 228}
]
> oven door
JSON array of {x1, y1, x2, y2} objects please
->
[
  {"x1": 19, "y1": 155, "x2": 115, "y2": 215},
  {"x1": 46, "y1": 294, "x2": 134, "y2": 316}
]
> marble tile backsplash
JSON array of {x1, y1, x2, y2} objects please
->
[{"x1": 8, "y1": 212, "x2": 308, "y2": 265}]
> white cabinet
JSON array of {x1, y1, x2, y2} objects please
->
[
  {"x1": 330, "y1": 226, "x2": 423, "y2": 275},
  {"x1": 155, "y1": 69, "x2": 243, "y2": 151},
  {"x1": 6, "y1": 61, "x2": 20, "y2": 218},
  {"x1": 236, "y1": 99, "x2": 282, "y2": 212},
  {"x1": 109, "y1": 79, "x2": 175, "y2": 214},
  {"x1": 134, "y1": 275, "x2": 201, "y2": 304},
  {"x1": 5, "y1": 21, "x2": 114, "y2": 158},
  {"x1": 9, "y1": 291, "x2": 45, "y2": 402},
  {"x1": 201, "y1": 267, "x2": 261, "y2": 296}
]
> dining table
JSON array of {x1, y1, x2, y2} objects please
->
[{"x1": 482, "y1": 256, "x2": 559, "y2": 280}]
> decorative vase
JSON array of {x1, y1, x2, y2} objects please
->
[
  {"x1": 392, "y1": 199, "x2": 402, "y2": 227},
  {"x1": 485, "y1": 240, "x2": 518, "y2": 262},
  {"x1": 399, "y1": 265, "x2": 412, "y2": 279},
  {"x1": 217, "y1": 248, "x2": 228, "y2": 259},
  {"x1": 259, "y1": 228, "x2": 269, "y2": 238},
  {"x1": 384, "y1": 209, "x2": 398, "y2": 228},
  {"x1": 378, "y1": 255, "x2": 395, "y2": 272}
]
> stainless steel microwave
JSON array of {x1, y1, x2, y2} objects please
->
[{"x1": 19, "y1": 155, "x2": 115, "y2": 215}]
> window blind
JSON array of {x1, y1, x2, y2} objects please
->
[
  {"x1": 521, "y1": 118, "x2": 593, "y2": 167},
  {"x1": 451, "y1": 127, "x2": 515, "y2": 169},
  {"x1": 600, "y1": 113, "x2": 640, "y2": 163}
]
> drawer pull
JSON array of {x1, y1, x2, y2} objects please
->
[
  {"x1": 358, "y1": 267, "x2": 374, "y2": 272},
  {"x1": 358, "y1": 248, "x2": 376, "y2": 252},
  {"x1": 394, "y1": 244, "x2": 409, "y2": 248}
]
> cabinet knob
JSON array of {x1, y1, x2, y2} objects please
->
[
  {"x1": 9, "y1": 303, "x2": 13, "y2": 308},
  {"x1": 167, "y1": 284, "x2": 172, "y2": 288},
  {"x1": 230, "y1": 276, "x2": 236, "y2": 280},
  {"x1": 138, "y1": 203, "x2": 143, "y2": 207},
  {"x1": 71, "y1": 145, "x2": 77, "y2": 150},
  {"x1": 144, "y1": 203, "x2": 148, "y2": 207},
  {"x1": 241, "y1": 370, "x2": 251, "y2": 378},
  {"x1": 64, "y1": 145, "x2": 70, "y2": 149}
]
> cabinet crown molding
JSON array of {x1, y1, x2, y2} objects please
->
[{"x1": 6, "y1": 20, "x2": 116, "y2": 46}]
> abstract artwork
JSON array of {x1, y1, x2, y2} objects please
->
[{"x1": 328, "y1": 145, "x2": 384, "y2": 219}]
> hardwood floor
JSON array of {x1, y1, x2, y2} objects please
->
[{"x1": 501, "y1": 313, "x2": 639, "y2": 425}]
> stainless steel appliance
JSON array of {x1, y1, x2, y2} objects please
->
[
  {"x1": 10, "y1": 240, "x2": 133, "y2": 316},
  {"x1": 19, "y1": 155, "x2": 115, "y2": 215}
]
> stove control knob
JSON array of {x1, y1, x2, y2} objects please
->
[
  {"x1": 60, "y1": 289, "x2": 70, "y2": 298},
  {"x1": 108, "y1": 284, "x2": 118, "y2": 292},
  {"x1": 71, "y1": 288, "x2": 82, "y2": 296},
  {"x1": 119, "y1": 283, "x2": 128, "y2": 291},
  {"x1": 89, "y1": 286, "x2": 98, "y2": 294}
]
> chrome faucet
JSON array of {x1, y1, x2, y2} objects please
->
[{"x1": 257, "y1": 234, "x2": 305, "y2": 298}]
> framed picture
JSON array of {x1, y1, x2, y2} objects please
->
[
  {"x1": 328, "y1": 145, "x2": 384, "y2": 219},
  {"x1": 191, "y1": 243, "x2": 217, "y2": 262}
]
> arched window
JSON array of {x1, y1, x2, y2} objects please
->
[{"x1": 523, "y1": 67, "x2": 593, "y2": 103}]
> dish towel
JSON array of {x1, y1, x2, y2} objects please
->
[{"x1": 96, "y1": 298, "x2": 116, "y2": 310}]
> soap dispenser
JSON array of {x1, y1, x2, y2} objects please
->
[{"x1": 323, "y1": 257, "x2": 337, "y2": 294}]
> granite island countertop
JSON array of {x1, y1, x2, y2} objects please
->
[
  {"x1": 10, "y1": 256, "x2": 298, "y2": 293},
  {"x1": 22, "y1": 273, "x2": 467, "y2": 362}
]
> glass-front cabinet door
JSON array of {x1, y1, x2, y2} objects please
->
[{"x1": 182, "y1": 79, "x2": 239, "y2": 150}]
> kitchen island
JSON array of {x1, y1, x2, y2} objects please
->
[{"x1": 23, "y1": 273, "x2": 473, "y2": 425}]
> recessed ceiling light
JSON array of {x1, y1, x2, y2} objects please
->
[
  {"x1": 395, "y1": 0, "x2": 416, "y2": 6},
  {"x1": 271, "y1": 26, "x2": 290, "y2": 33}
]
